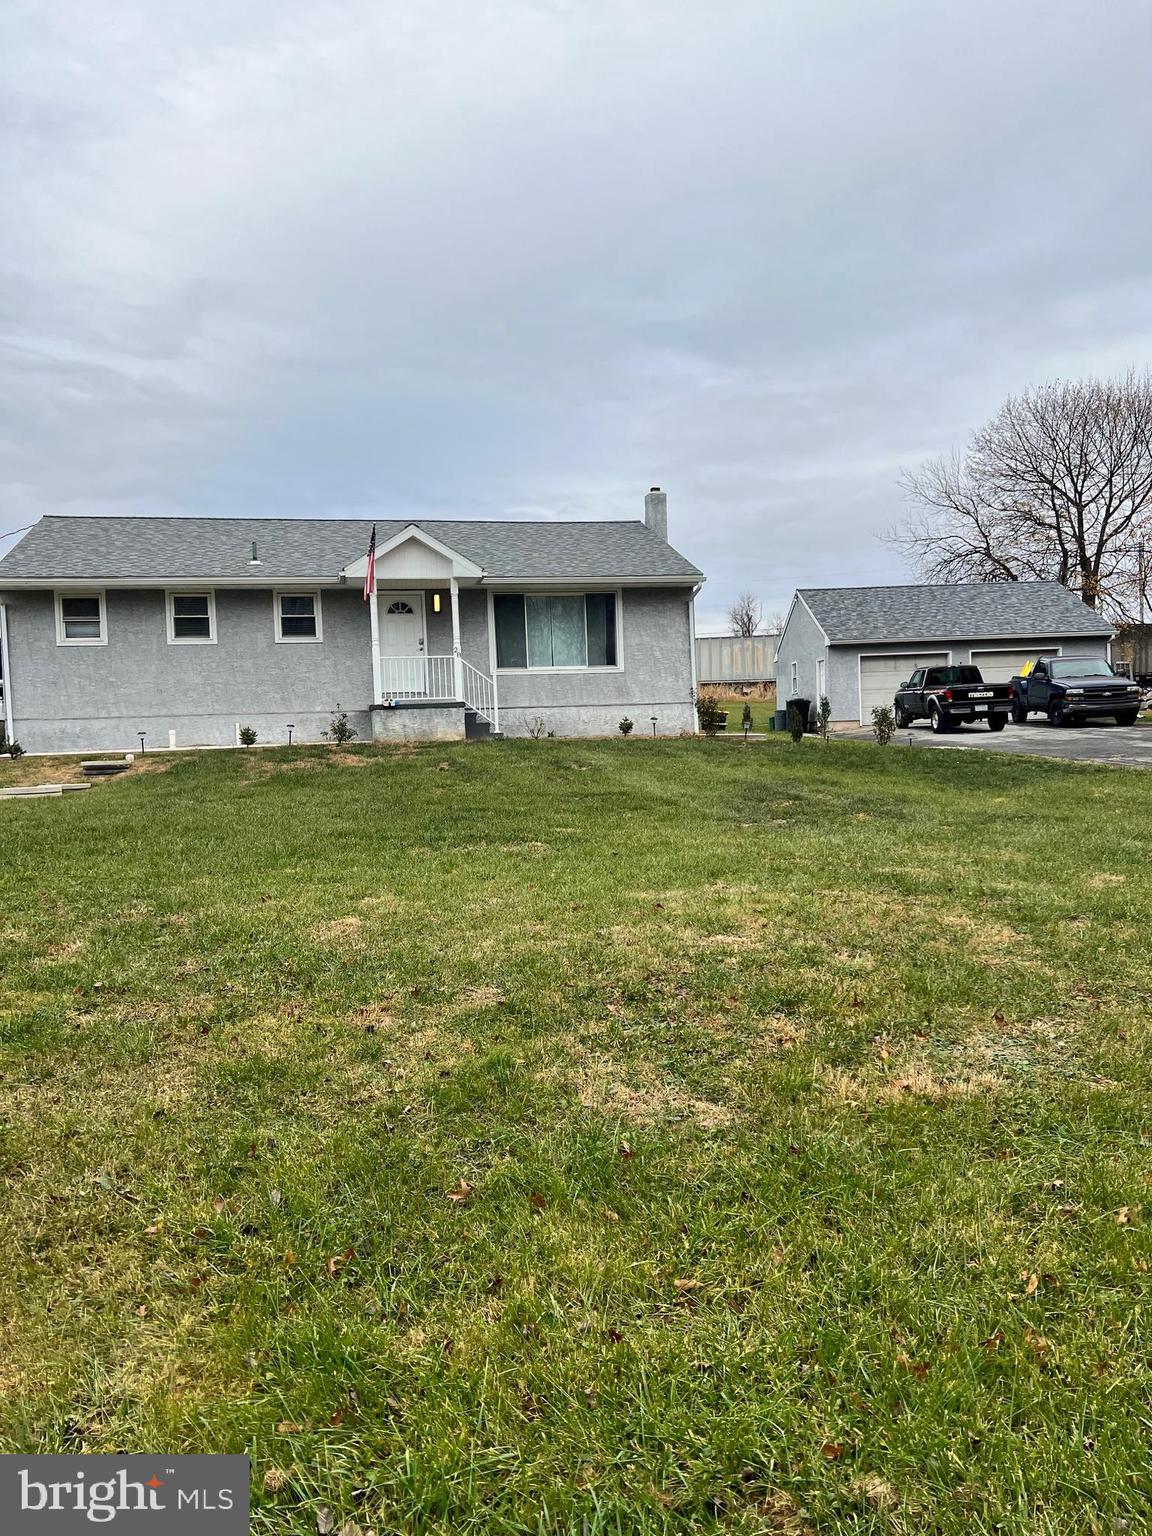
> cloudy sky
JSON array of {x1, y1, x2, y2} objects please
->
[{"x1": 3, "y1": 1, "x2": 1151, "y2": 629}]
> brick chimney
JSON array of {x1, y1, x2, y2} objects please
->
[{"x1": 643, "y1": 486, "x2": 668, "y2": 542}]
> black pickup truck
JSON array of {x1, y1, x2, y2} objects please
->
[
  {"x1": 893, "y1": 665, "x2": 1012, "y2": 734},
  {"x1": 1010, "y1": 656, "x2": 1144, "y2": 726}
]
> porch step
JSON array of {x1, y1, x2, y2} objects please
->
[{"x1": 464, "y1": 709, "x2": 501, "y2": 741}]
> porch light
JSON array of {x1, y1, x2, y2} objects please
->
[{"x1": 433, "y1": 593, "x2": 441, "y2": 613}]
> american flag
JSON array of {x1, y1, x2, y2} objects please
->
[{"x1": 362, "y1": 524, "x2": 377, "y2": 601}]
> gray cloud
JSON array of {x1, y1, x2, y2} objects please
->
[{"x1": 2, "y1": 0, "x2": 1150, "y2": 627}]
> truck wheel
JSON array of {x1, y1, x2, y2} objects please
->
[
  {"x1": 987, "y1": 716, "x2": 1007, "y2": 732},
  {"x1": 894, "y1": 704, "x2": 912, "y2": 728},
  {"x1": 1011, "y1": 699, "x2": 1028, "y2": 724},
  {"x1": 928, "y1": 703, "x2": 949, "y2": 734},
  {"x1": 1048, "y1": 700, "x2": 1067, "y2": 727},
  {"x1": 1116, "y1": 710, "x2": 1139, "y2": 726}
]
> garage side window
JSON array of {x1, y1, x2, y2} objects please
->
[{"x1": 55, "y1": 592, "x2": 107, "y2": 646}]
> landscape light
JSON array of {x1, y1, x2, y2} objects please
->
[
  {"x1": 138, "y1": 733, "x2": 147, "y2": 754},
  {"x1": 650, "y1": 715, "x2": 658, "y2": 737},
  {"x1": 287, "y1": 724, "x2": 295, "y2": 745}
]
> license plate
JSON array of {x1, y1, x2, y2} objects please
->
[{"x1": 973, "y1": 705, "x2": 987, "y2": 713}]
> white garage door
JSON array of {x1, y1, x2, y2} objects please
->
[
  {"x1": 970, "y1": 648, "x2": 1059, "y2": 684},
  {"x1": 858, "y1": 652, "x2": 949, "y2": 722}
]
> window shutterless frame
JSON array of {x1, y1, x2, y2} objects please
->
[
  {"x1": 273, "y1": 590, "x2": 323, "y2": 643},
  {"x1": 166, "y1": 590, "x2": 217, "y2": 644},
  {"x1": 492, "y1": 589, "x2": 623, "y2": 672},
  {"x1": 55, "y1": 590, "x2": 108, "y2": 646}
]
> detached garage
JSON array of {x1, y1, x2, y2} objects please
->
[{"x1": 776, "y1": 582, "x2": 1114, "y2": 726}]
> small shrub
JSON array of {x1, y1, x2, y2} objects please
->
[
  {"x1": 527, "y1": 718, "x2": 548, "y2": 741},
  {"x1": 238, "y1": 726, "x2": 258, "y2": 747},
  {"x1": 871, "y1": 704, "x2": 896, "y2": 746},
  {"x1": 741, "y1": 703, "x2": 753, "y2": 733},
  {"x1": 322, "y1": 706, "x2": 357, "y2": 745},
  {"x1": 695, "y1": 693, "x2": 727, "y2": 736},
  {"x1": 618, "y1": 716, "x2": 634, "y2": 737},
  {"x1": 817, "y1": 696, "x2": 832, "y2": 740},
  {"x1": 3, "y1": 739, "x2": 25, "y2": 759},
  {"x1": 786, "y1": 700, "x2": 806, "y2": 742}
]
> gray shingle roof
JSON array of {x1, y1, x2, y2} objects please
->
[
  {"x1": 0, "y1": 515, "x2": 702, "y2": 584},
  {"x1": 800, "y1": 582, "x2": 1113, "y2": 642}
]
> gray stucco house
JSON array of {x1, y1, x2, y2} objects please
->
[
  {"x1": 776, "y1": 582, "x2": 1114, "y2": 726},
  {"x1": 0, "y1": 490, "x2": 703, "y2": 753}
]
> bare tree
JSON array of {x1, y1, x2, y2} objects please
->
[
  {"x1": 763, "y1": 609, "x2": 788, "y2": 636},
  {"x1": 727, "y1": 591, "x2": 763, "y2": 635},
  {"x1": 892, "y1": 370, "x2": 1152, "y2": 619}
]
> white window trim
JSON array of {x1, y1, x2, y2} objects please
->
[
  {"x1": 492, "y1": 588, "x2": 624, "y2": 674},
  {"x1": 273, "y1": 589, "x2": 324, "y2": 644},
  {"x1": 55, "y1": 589, "x2": 108, "y2": 647},
  {"x1": 790, "y1": 660, "x2": 798, "y2": 694},
  {"x1": 166, "y1": 589, "x2": 217, "y2": 645}
]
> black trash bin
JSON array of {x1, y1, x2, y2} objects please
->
[{"x1": 786, "y1": 697, "x2": 811, "y2": 736}]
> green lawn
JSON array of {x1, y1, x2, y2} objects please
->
[
  {"x1": 711, "y1": 696, "x2": 777, "y2": 733},
  {"x1": 1, "y1": 739, "x2": 1149, "y2": 1534}
]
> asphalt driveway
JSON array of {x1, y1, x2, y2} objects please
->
[{"x1": 840, "y1": 718, "x2": 1152, "y2": 766}]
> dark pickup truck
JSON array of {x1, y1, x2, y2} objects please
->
[
  {"x1": 1010, "y1": 657, "x2": 1144, "y2": 726},
  {"x1": 893, "y1": 665, "x2": 1012, "y2": 734}
]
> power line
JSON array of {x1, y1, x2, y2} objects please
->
[{"x1": 0, "y1": 523, "x2": 34, "y2": 541}]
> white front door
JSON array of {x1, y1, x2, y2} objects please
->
[{"x1": 380, "y1": 593, "x2": 427, "y2": 695}]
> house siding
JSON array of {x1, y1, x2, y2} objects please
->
[
  {"x1": 2, "y1": 584, "x2": 695, "y2": 751},
  {"x1": 494, "y1": 588, "x2": 696, "y2": 738},
  {"x1": 775, "y1": 599, "x2": 830, "y2": 711}
]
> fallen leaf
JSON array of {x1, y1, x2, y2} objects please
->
[
  {"x1": 1022, "y1": 1271, "x2": 1039, "y2": 1297},
  {"x1": 1023, "y1": 1328, "x2": 1051, "y2": 1356},
  {"x1": 820, "y1": 1442, "x2": 846, "y2": 1461},
  {"x1": 144, "y1": 1224, "x2": 162, "y2": 1236},
  {"x1": 317, "y1": 1508, "x2": 335, "y2": 1535},
  {"x1": 673, "y1": 1278, "x2": 700, "y2": 1292},
  {"x1": 447, "y1": 1179, "x2": 474, "y2": 1204},
  {"x1": 1115, "y1": 1205, "x2": 1137, "y2": 1225},
  {"x1": 326, "y1": 1247, "x2": 356, "y2": 1278},
  {"x1": 270, "y1": 1188, "x2": 283, "y2": 1207},
  {"x1": 275, "y1": 1421, "x2": 304, "y2": 1435},
  {"x1": 263, "y1": 1469, "x2": 288, "y2": 1493},
  {"x1": 213, "y1": 1195, "x2": 226, "y2": 1214},
  {"x1": 618, "y1": 1142, "x2": 635, "y2": 1160},
  {"x1": 978, "y1": 1330, "x2": 1004, "y2": 1350},
  {"x1": 529, "y1": 1192, "x2": 547, "y2": 1210},
  {"x1": 606, "y1": 1328, "x2": 624, "y2": 1344},
  {"x1": 603, "y1": 1208, "x2": 620, "y2": 1222}
]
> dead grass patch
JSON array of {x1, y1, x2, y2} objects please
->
[{"x1": 565, "y1": 1052, "x2": 735, "y2": 1129}]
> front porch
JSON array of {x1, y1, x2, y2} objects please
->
[{"x1": 342, "y1": 524, "x2": 501, "y2": 741}]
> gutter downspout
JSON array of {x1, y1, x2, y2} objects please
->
[
  {"x1": 0, "y1": 601, "x2": 13, "y2": 748},
  {"x1": 688, "y1": 582, "x2": 702, "y2": 734}
]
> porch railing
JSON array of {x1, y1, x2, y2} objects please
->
[
  {"x1": 382, "y1": 654, "x2": 454, "y2": 700},
  {"x1": 380, "y1": 655, "x2": 499, "y2": 730},
  {"x1": 460, "y1": 658, "x2": 498, "y2": 730}
]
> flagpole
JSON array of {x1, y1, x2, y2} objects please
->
[{"x1": 367, "y1": 530, "x2": 383, "y2": 707}]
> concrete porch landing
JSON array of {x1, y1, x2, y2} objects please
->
[{"x1": 370, "y1": 701, "x2": 500, "y2": 742}]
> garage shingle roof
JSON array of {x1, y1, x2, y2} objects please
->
[
  {"x1": 0, "y1": 515, "x2": 702, "y2": 584},
  {"x1": 800, "y1": 582, "x2": 1113, "y2": 643}
]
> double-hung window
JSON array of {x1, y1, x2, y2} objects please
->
[
  {"x1": 55, "y1": 592, "x2": 107, "y2": 646},
  {"x1": 493, "y1": 592, "x2": 618, "y2": 669},
  {"x1": 275, "y1": 591, "x2": 322, "y2": 642},
  {"x1": 167, "y1": 591, "x2": 216, "y2": 644}
]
